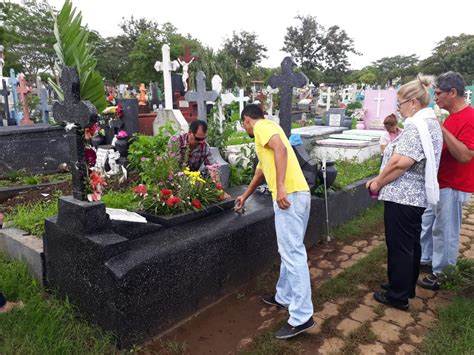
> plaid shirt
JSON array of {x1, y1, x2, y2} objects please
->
[{"x1": 172, "y1": 132, "x2": 214, "y2": 171}]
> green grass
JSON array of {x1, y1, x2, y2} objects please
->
[
  {"x1": 0, "y1": 253, "x2": 118, "y2": 354},
  {"x1": 331, "y1": 203, "x2": 384, "y2": 242},
  {"x1": 439, "y1": 258, "x2": 474, "y2": 293},
  {"x1": 5, "y1": 198, "x2": 58, "y2": 237},
  {"x1": 332, "y1": 157, "x2": 380, "y2": 190},
  {"x1": 102, "y1": 190, "x2": 140, "y2": 210},
  {"x1": 226, "y1": 131, "x2": 253, "y2": 146},
  {"x1": 419, "y1": 297, "x2": 474, "y2": 354},
  {"x1": 0, "y1": 172, "x2": 71, "y2": 187}
]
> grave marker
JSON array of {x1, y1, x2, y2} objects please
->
[
  {"x1": 154, "y1": 44, "x2": 180, "y2": 110},
  {"x1": 184, "y1": 71, "x2": 218, "y2": 122},
  {"x1": 17, "y1": 73, "x2": 34, "y2": 126}
]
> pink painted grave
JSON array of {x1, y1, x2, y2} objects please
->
[{"x1": 363, "y1": 89, "x2": 397, "y2": 130}]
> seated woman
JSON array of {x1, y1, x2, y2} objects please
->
[
  {"x1": 380, "y1": 113, "x2": 403, "y2": 154},
  {"x1": 366, "y1": 74, "x2": 443, "y2": 310}
]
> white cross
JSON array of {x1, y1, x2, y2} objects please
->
[
  {"x1": 236, "y1": 88, "x2": 249, "y2": 115},
  {"x1": 374, "y1": 91, "x2": 385, "y2": 118},
  {"x1": 466, "y1": 89, "x2": 472, "y2": 104},
  {"x1": 154, "y1": 44, "x2": 179, "y2": 110},
  {"x1": 326, "y1": 87, "x2": 332, "y2": 111}
]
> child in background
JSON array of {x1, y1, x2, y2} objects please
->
[{"x1": 380, "y1": 113, "x2": 403, "y2": 154}]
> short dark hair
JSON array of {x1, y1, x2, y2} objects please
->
[
  {"x1": 241, "y1": 104, "x2": 264, "y2": 121},
  {"x1": 436, "y1": 71, "x2": 465, "y2": 97},
  {"x1": 383, "y1": 113, "x2": 398, "y2": 127},
  {"x1": 189, "y1": 120, "x2": 208, "y2": 134}
]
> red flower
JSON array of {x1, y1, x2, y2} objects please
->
[
  {"x1": 215, "y1": 182, "x2": 223, "y2": 190},
  {"x1": 107, "y1": 95, "x2": 114, "y2": 102},
  {"x1": 116, "y1": 104, "x2": 124, "y2": 118},
  {"x1": 133, "y1": 184, "x2": 147, "y2": 196},
  {"x1": 160, "y1": 189, "x2": 173, "y2": 197},
  {"x1": 84, "y1": 148, "x2": 97, "y2": 167},
  {"x1": 191, "y1": 199, "x2": 202, "y2": 209},
  {"x1": 166, "y1": 196, "x2": 181, "y2": 207},
  {"x1": 89, "y1": 171, "x2": 106, "y2": 190}
]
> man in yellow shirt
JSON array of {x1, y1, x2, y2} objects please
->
[{"x1": 235, "y1": 104, "x2": 314, "y2": 339}]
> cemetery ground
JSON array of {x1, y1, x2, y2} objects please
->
[{"x1": 1, "y1": 169, "x2": 473, "y2": 354}]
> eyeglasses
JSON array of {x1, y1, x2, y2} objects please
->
[
  {"x1": 193, "y1": 133, "x2": 207, "y2": 142},
  {"x1": 397, "y1": 98, "x2": 412, "y2": 109}
]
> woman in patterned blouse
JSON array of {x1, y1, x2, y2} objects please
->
[{"x1": 366, "y1": 74, "x2": 443, "y2": 310}]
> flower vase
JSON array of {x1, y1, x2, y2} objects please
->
[
  {"x1": 114, "y1": 138, "x2": 129, "y2": 159},
  {"x1": 356, "y1": 121, "x2": 365, "y2": 130}
]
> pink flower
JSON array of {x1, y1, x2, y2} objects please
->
[
  {"x1": 133, "y1": 184, "x2": 148, "y2": 196},
  {"x1": 117, "y1": 130, "x2": 128, "y2": 139}
]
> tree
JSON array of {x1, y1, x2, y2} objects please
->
[
  {"x1": 282, "y1": 15, "x2": 359, "y2": 84},
  {"x1": 223, "y1": 31, "x2": 267, "y2": 70},
  {"x1": 0, "y1": 1, "x2": 57, "y2": 81},
  {"x1": 372, "y1": 55, "x2": 419, "y2": 86}
]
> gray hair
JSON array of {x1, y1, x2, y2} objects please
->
[{"x1": 436, "y1": 71, "x2": 465, "y2": 97}]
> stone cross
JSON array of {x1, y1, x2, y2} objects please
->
[
  {"x1": 8, "y1": 69, "x2": 19, "y2": 124},
  {"x1": 53, "y1": 67, "x2": 97, "y2": 201},
  {"x1": 154, "y1": 44, "x2": 180, "y2": 110},
  {"x1": 268, "y1": 56, "x2": 308, "y2": 137},
  {"x1": 184, "y1": 71, "x2": 218, "y2": 122},
  {"x1": 236, "y1": 88, "x2": 249, "y2": 116},
  {"x1": 373, "y1": 91, "x2": 385, "y2": 118},
  {"x1": 212, "y1": 75, "x2": 225, "y2": 132},
  {"x1": 17, "y1": 73, "x2": 34, "y2": 126},
  {"x1": 0, "y1": 79, "x2": 10, "y2": 126}
]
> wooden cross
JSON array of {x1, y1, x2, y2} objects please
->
[
  {"x1": 17, "y1": 73, "x2": 33, "y2": 126},
  {"x1": 53, "y1": 67, "x2": 97, "y2": 200},
  {"x1": 179, "y1": 46, "x2": 198, "y2": 64},
  {"x1": 184, "y1": 71, "x2": 218, "y2": 122},
  {"x1": 268, "y1": 57, "x2": 308, "y2": 137}
]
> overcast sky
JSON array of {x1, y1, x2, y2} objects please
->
[{"x1": 45, "y1": 0, "x2": 473, "y2": 70}]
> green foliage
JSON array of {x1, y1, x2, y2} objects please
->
[
  {"x1": 102, "y1": 191, "x2": 139, "y2": 210},
  {"x1": 226, "y1": 132, "x2": 253, "y2": 146},
  {"x1": 0, "y1": 253, "x2": 118, "y2": 354},
  {"x1": 345, "y1": 101, "x2": 362, "y2": 118},
  {"x1": 207, "y1": 106, "x2": 236, "y2": 155},
  {"x1": 4, "y1": 196, "x2": 60, "y2": 237},
  {"x1": 6, "y1": 169, "x2": 27, "y2": 183},
  {"x1": 0, "y1": 1, "x2": 56, "y2": 79},
  {"x1": 49, "y1": 0, "x2": 107, "y2": 112},
  {"x1": 222, "y1": 31, "x2": 268, "y2": 70},
  {"x1": 127, "y1": 123, "x2": 177, "y2": 171},
  {"x1": 440, "y1": 258, "x2": 474, "y2": 292},
  {"x1": 420, "y1": 297, "x2": 474, "y2": 355},
  {"x1": 136, "y1": 148, "x2": 181, "y2": 187},
  {"x1": 23, "y1": 175, "x2": 41, "y2": 186},
  {"x1": 331, "y1": 157, "x2": 380, "y2": 190},
  {"x1": 371, "y1": 54, "x2": 419, "y2": 86},
  {"x1": 229, "y1": 144, "x2": 256, "y2": 187}
]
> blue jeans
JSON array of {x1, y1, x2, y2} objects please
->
[
  {"x1": 273, "y1": 191, "x2": 313, "y2": 326},
  {"x1": 420, "y1": 188, "x2": 471, "y2": 275}
]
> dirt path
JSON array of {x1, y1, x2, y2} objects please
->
[{"x1": 144, "y1": 199, "x2": 474, "y2": 354}]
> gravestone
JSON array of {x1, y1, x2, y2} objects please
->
[
  {"x1": 184, "y1": 71, "x2": 218, "y2": 122},
  {"x1": 116, "y1": 98, "x2": 139, "y2": 138},
  {"x1": 149, "y1": 83, "x2": 160, "y2": 110},
  {"x1": 52, "y1": 67, "x2": 97, "y2": 200},
  {"x1": 268, "y1": 57, "x2": 308, "y2": 137},
  {"x1": 0, "y1": 79, "x2": 10, "y2": 126},
  {"x1": 325, "y1": 108, "x2": 352, "y2": 128},
  {"x1": 17, "y1": 73, "x2": 34, "y2": 126},
  {"x1": 9, "y1": 69, "x2": 19, "y2": 125},
  {"x1": 363, "y1": 89, "x2": 397, "y2": 129},
  {"x1": 36, "y1": 77, "x2": 50, "y2": 124}
]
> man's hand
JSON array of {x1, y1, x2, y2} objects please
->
[
  {"x1": 276, "y1": 187, "x2": 291, "y2": 209},
  {"x1": 234, "y1": 195, "x2": 247, "y2": 212}
]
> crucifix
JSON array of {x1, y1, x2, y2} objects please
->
[
  {"x1": 374, "y1": 91, "x2": 385, "y2": 118},
  {"x1": 9, "y1": 69, "x2": 19, "y2": 125},
  {"x1": 184, "y1": 71, "x2": 218, "y2": 122},
  {"x1": 17, "y1": 73, "x2": 34, "y2": 126},
  {"x1": 0, "y1": 79, "x2": 10, "y2": 126},
  {"x1": 154, "y1": 44, "x2": 180, "y2": 110},
  {"x1": 178, "y1": 46, "x2": 198, "y2": 92},
  {"x1": 53, "y1": 67, "x2": 97, "y2": 200},
  {"x1": 236, "y1": 88, "x2": 249, "y2": 116},
  {"x1": 268, "y1": 57, "x2": 308, "y2": 137}
]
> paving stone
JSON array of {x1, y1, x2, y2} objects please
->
[
  {"x1": 336, "y1": 297, "x2": 349, "y2": 305},
  {"x1": 460, "y1": 223, "x2": 474, "y2": 231},
  {"x1": 351, "y1": 252, "x2": 366, "y2": 261},
  {"x1": 358, "y1": 342, "x2": 386, "y2": 354},
  {"x1": 363, "y1": 292, "x2": 380, "y2": 307},
  {"x1": 410, "y1": 297, "x2": 425, "y2": 311},
  {"x1": 336, "y1": 318, "x2": 362, "y2": 337},
  {"x1": 396, "y1": 344, "x2": 416, "y2": 354},
  {"x1": 460, "y1": 229, "x2": 474, "y2": 238},
  {"x1": 465, "y1": 217, "x2": 474, "y2": 224},
  {"x1": 460, "y1": 235, "x2": 471, "y2": 244},
  {"x1": 341, "y1": 245, "x2": 358, "y2": 254},
  {"x1": 306, "y1": 316, "x2": 324, "y2": 334},
  {"x1": 327, "y1": 268, "x2": 344, "y2": 278},
  {"x1": 237, "y1": 337, "x2": 253, "y2": 350},
  {"x1": 257, "y1": 318, "x2": 274, "y2": 330},
  {"x1": 314, "y1": 302, "x2": 339, "y2": 320},
  {"x1": 362, "y1": 244, "x2": 377, "y2": 253},
  {"x1": 415, "y1": 286, "x2": 436, "y2": 300},
  {"x1": 408, "y1": 332, "x2": 424, "y2": 344},
  {"x1": 353, "y1": 240, "x2": 369, "y2": 248},
  {"x1": 370, "y1": 320, "x2": 401, "y2": 343},
  {"x1": 319, "y1": 337, "x2": 345, "y2": 354},
  {"x1": 310, "y1": 268, "x2": 323, "y2": 279},
  {"x1": 340, "y1": 259, "x2": 358, "y2": 269},
  {"x1": 350, "y1": 304, "x2": 377, "y2": 322},
  {"x1": 382, "y1": 308, "x2": 414, "y2": 327},
  {"x1": 335, "y1": 254, "x2": 350, "y2": 262},
  {"x1": 463, "y1": 249, "x2": 474, "y2": 258},
  {"x1": 418, "y1": 311, "x2": 437, "y2": 329},
  {"x1": 426, "y1": 296, "x2": 450, "y2": 312},
  {"x1": 372, "y1": 240, "x2": 384, "y2": 247},
  {"x1": 317, "y1": 260, "x2": 335, "y2": 269}
]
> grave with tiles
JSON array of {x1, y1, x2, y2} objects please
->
[{"x1": 41, "y1": 59, "x2": 379, "y2": 349}]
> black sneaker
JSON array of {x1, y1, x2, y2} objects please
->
[
  {"x1": 417, "y1": 273, "x2": 441, "y2": 290},
  {"x1": 261, "y1": 295, "x2": 288, "y2": 310},
  {"x1": 274, "y1": 317, "x2": 315, "y2": 339},
  {"x1": 373, "y1": 291, "x2": 409, "y2": 311}
]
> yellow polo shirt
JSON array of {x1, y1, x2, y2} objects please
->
[{"x1": 254, "y1": 119, "x2": 309, "y2": 200}]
